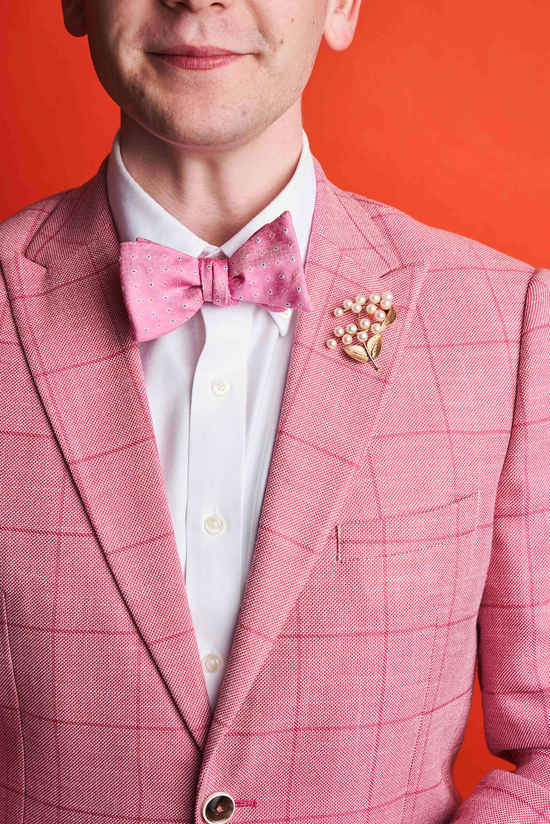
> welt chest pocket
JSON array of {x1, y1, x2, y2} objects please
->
[
  {"x1": 335, "y1": 490, "x2": 480, "y2": 563},
  {"x1": 328, "y1": 491, "x2": 482, "y2": 670}
]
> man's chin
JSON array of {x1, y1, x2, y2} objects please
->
[{"x1": 128, "y1": 112, "x2": 261, "y2": 151}]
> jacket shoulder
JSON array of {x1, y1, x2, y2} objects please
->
[
  {"x1": 0, "y1": 188, "x2": 76, "y2": 259},
  {"x1": 329, "y1": 182, "x2": 538, "y2": 284}
]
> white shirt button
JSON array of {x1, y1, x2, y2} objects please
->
[
  {"x1": 202, "y1": 652, "x2": 223, "y2": 674},
  {"x1": 278, "y1": 308, "x2": 292, "y2": 319},
  {"x1": 204, "y1": 514, "x2": 225, "y2": 535},
  {"x1": 211, "y1": 378, "x2": 230, "y2": 397}
]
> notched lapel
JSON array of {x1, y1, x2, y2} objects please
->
[
  {"x1": 198, "y1": 161, "x2": 430, "y2": 782},
  {"x1": 6, "y1": 159, "x2": 212, "y2": 753}
]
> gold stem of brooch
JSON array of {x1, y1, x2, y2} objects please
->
[{"x1": 361, "y1": 340, "x2": 380, "y2": 371}]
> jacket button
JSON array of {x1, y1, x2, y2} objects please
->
[{"x1": 202, "y1": 791, "x2": 236, "y2": 823}]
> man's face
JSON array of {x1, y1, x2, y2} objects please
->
[{"x1": 78, "y1": 0, "x2": 335, "y2": 149}]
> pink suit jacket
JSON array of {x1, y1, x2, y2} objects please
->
[{"x1": 0, "y1": 154, "x2": 549, "y2": 824}]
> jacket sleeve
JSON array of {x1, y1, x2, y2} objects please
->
[{"x1": 450, "y1": 266, "x2": 550, "y2": 823}]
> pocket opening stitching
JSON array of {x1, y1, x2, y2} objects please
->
[
  {"x1": 336, "y1": 538, "x2": 455, "y2": 562},
  {"x1": 340, "y1": 490, "x2": 479, "y2": 528}
]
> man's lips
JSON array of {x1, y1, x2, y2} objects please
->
[{"x1": 150, "y1": 44, "x2": 246, "y2": 71}]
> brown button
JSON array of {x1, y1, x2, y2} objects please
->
[{"x1": 202, "y1": 792, "x2": 236, "y2": 823}]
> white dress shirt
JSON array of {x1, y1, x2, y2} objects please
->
[{"x1": 107, "y1": 129, "x2": 317, "y2": 710}]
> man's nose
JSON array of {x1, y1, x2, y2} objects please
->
[{"x1": 162, "y1": 0, "x2": 235, "y2": 10}]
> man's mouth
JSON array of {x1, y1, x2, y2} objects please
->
[{"x1": 149, "y1": 44, "x2": 246, "y2": 71}]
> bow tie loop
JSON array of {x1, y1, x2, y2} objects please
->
[
  {"x1": 198, "y1": 257, "x2": 233, "y2": 307},
  {"x1": 118, "y1": 210, "x2": 314, "y2": 342}
]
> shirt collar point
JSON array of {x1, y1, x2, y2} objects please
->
[{"x1": 268, "y1": 309, "x2": 293, "y2": 336}]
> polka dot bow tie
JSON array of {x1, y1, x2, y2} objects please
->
[{"x1": 118, "y1": 210, "x2": 314, "y2": 343}]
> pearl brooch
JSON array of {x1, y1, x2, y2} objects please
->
[{"x1": 327, "y1": 289, "x2": 397, "y2": 370}]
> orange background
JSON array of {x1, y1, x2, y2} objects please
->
[{"x1": 1, "y1": 0, "x2": 549, "y2": 802}]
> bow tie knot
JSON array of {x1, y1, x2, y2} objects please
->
[
  {"x1": 118, "y1": 210, "x2": 314, "y2": 342},
  {"x1": 198, "y1": 257, "x2": 232, "y2": 306}
]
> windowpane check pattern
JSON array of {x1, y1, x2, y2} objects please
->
[{"x1": 0, "y1": 153, "x2": 548, "y2": 823}]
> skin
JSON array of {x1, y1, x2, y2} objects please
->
[{"x1": 61, "y1": 0, "x2": 362, "y2": 245}]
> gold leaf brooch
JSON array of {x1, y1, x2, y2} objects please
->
[{"x1": 326, "y1": 291, "x2": 396, "y2": 371}]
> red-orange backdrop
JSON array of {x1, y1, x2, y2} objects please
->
[{"x1": 1, "y1": 0, "x2": 549, "y2": 803}]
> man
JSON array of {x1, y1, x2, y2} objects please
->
[{"x1": 0, "y1": 0, "x2": 548, "y2": 821}]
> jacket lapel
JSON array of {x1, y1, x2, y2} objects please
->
[
  {"x1": 198, "y1": 159, "x2": 429, "y2": 777},
  {"x1": 7, "y1": 159, "x2": 212, "y2": 753}
]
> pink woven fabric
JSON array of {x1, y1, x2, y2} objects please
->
[
  {"x1": 0, "y1": 153, "x2": 549, "y2": 824},
  {"x1": 118, "y1": 211, "x2": 313, "y2": 342}
]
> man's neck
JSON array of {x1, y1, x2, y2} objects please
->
[{"x1": 118, "y1": 103, "x2": 304, "y2": 248}]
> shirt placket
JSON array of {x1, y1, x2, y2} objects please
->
[{"x1": 185, "y1": 301, "x2": 253, "y2": 710}]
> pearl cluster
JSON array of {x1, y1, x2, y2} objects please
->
[{"x1": 326, "y1": 291, "x2": 394, "y2": 350}]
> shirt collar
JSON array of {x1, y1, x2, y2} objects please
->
[{"x1": 106, "y1": 128, "x2": 317, "y2": 336}]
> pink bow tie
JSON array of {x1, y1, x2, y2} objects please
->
[{"x1": 118, "y1": 210, "x2": 314, "y2": 342}]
